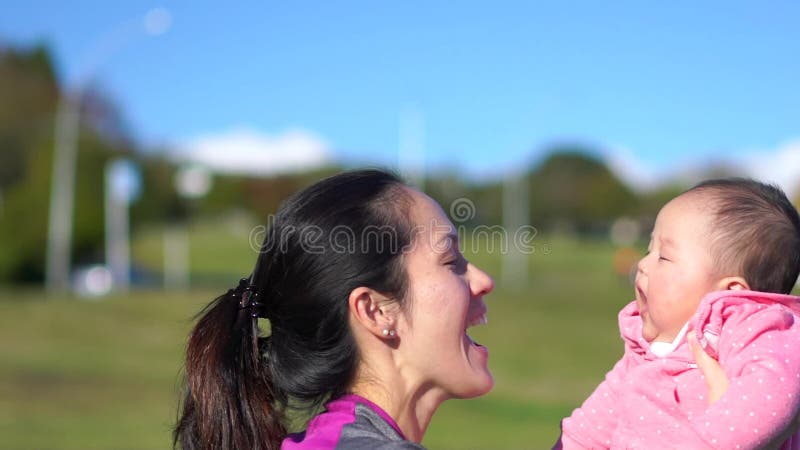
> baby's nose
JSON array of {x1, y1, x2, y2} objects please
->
[{"x1": 636, "y1": 257, "x2": 647, "y2": 275}]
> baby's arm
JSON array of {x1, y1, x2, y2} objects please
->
[
  {"x1": 555, "y1": 356, "x2": 629, "y2": 449},
  {"x1": 686, "y1": 306, "x2": 800, "y2": 449}
]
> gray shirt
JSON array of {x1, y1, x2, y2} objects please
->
[
  {"x1": 336, "y1": 402, "x2": 427, "y2": 450},
  {"x1": 282, "y1": 394, "x2": 427, "y2": 450}
]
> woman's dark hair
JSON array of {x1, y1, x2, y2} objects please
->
[{"x1": 174, "y1": 169, "x2": 415, "y2": 450}]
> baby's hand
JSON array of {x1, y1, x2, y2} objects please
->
[{"x1": 688, "y1": 330, "x2": 729, "y2": 404}]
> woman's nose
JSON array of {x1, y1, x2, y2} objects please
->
[{"x1": 468, "y1": 263, "x2": 495, "y2": 297}]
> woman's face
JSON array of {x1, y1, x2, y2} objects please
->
[{"x1": 394, "y1": 188, "x2": 495, "y2": 399}]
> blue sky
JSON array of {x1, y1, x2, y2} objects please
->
[{"x1": 3, "y1": 1, "x2": 800, "y2": 190}]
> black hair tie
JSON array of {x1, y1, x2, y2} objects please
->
[{"x1": 230, "y1": 278, "x2": 263, "y2": 318}]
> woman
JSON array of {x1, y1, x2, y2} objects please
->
[{"x1": 174, "y1": 169, "x2": 494, "y2": 449}]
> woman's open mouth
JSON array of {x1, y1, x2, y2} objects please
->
[{"x1": 465, "y1": 306, "x2": 488, "y2": 348}]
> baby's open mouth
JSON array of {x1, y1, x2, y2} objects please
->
[{"x1": 636, "y1": 283, "x2": 647, "y2": 303}]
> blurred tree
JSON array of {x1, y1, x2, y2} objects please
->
[
  {"x1": 0, "y1": 138, "x2": 52, "y2": 281},
  {"x1": 0, "y1": 44, "x2": 59, "y2": 282},
  {"x1": 130, "y1": 160, "x2": 343, "y2": 232},
  {"x1": 467, "y1": 181, "x2": 503, "y2": 226},
  {"x1": 423, "y1": 173, "x2": 505, "y2": 227},
  {"x1": 238, "y1": 166, "x2": 341, "y2": 220},
  {"x1": 72, "y1": 128, "x2": 131, "y2": 265},
  {"x1": 130, "y1": 155, "x2": 188, "y2": 224},
  {"x1": 526, "y1": 148, "x2": 638, "y2": 234},
  {"x1": 424, "y1": 172, "x2": 472, "y2": 223},
  {"x1": 0, "y1": 44, "x2": 58, "y2": 190},
  {"x1": 634, "y1": 183, "x2": 686, "y2": 218},
  {"x1": 0, "y1": 43, "x2": 134, "y2": 283},
  {"x1": 197, "y1": 174, "x2": 243, "y2": 217}
]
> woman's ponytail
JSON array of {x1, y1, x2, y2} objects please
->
[
  {"x1": 174, "y1": 169, "x2": 415, "y2": 449},
  {"x1": 174, "y1": 279, "x2": 285, "y2": 450}
]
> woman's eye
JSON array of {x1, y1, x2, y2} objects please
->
[
  {"x1": 445, "y1": 255, "x2": 468, "y2": 274},
  {"x1": 658, "y1": 256, "x2": 669, "y2": 262}
]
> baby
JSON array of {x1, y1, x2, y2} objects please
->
[{"x1": 556, "y1": 178, "x2": 800, "y2": 450}]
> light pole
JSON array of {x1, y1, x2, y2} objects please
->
[
  {"x1": 165, "y1": 164, "x2": 212, "y2": 291},
  {"x1": 45, "y1": 8, "x2": 171, "y2": 292},
  {"x1": 502, "y1": 172, "x2": 529, "y2": 289},
  {"x1": 105, "y1": 159, "x2": 141, "y2": 292}
]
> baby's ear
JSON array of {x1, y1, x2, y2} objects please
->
[{"x1": 717, "y1": 276, "x2": 750, "y2": 291}]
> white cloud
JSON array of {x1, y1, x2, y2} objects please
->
[
  {"x1": 603, "y1": 140, "x2": 800, "y2": 198},
  {"x1": 734, "y1": 140, "x2": 800, "y2": 198},
  {"x1": 603, "y1": 146, "x2": 663, "y2": 192},
  {"x1": 174, "y1": 127, "x2": 332, "y2": 176}
]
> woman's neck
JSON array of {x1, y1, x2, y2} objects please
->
[{"x1": 349, "y1": 377, "x2": 447, "y2": 443}]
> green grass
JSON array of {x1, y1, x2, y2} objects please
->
[
  {"x1": 0, "y1": 289, "x2": 208, "y2": 450},
  {"x1": 0, "y1": 224, "x2": 635, "y2": 449}
]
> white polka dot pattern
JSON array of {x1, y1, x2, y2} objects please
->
[{"x1": 556, "y1": 291, "x2": 800, "y2": 450}]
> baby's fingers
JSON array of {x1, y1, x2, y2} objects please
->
[{"x1": 688, "y1": 331, "x2": 729, "y2": 404}]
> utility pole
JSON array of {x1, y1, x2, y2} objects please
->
[
  {"x1": 502, "y1": 173, "x2": 529, "y2": 289},
  {"x1": 45, "y1": 8, "x2": 172, "y2": 291}
]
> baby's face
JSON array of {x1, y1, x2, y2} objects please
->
[{"x1": 635, "y1": 194, "x2": 721, "y2": 343}]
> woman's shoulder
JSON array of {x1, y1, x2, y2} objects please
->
[
  {"x1": 283, "y1": 395, "x2": 426, "y2": 450},
  {"x1": 335, "y1": 400, "x2": 426, "y2": 450},
  {"x1": 337, "y1": 436, "x2": 426, "y2": 450}
]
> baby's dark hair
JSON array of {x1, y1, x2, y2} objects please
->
[{"x1": 685, "y1": 178, "x2": 800, "y2": 294}]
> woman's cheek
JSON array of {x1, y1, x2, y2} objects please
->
[{"x1": 423, "y1": 282, "x2": 452, "y2": 315}]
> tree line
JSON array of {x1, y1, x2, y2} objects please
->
[{"x1": 1, "y1": 43, "x2": 793, "y2": 284}]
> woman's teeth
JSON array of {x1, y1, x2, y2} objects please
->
[{"x1": 467, "y1": 313, "x2": 488, "y2": 328}]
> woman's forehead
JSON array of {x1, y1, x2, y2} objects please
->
[
  {"x1": 406, "y1": 188, "x2": 453, "y2": 226},
  {"x1": 405, "y1": 188, "x2": 458, "y2": 251}
]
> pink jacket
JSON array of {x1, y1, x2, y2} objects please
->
[{"x1": 557, "y1": 290, "x2": 800, "y2": 450}]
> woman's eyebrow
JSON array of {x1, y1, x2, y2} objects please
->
[{"x1": 435, "y1": 233, "x2": 459, "y2": 251}]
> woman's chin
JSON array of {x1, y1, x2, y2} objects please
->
[
  {"x1": 458, "y1": 372, "x2": 494, "y2": 399},
  {"x1": 451, "y1": 364, "x2": 494, "y2": 399},
  {"x1": 446, "y1": 334, "x2": 493, "y2": 398},
  {"x1": 476, "y1": 371, "x2": 495, "y2": 395}
]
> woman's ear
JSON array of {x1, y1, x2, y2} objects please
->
[
  {"x1": 716, "y1": 276, "x2": 750, "y2": 291},
  {"x1": 348, "y1": 287, "x2": 398, "y2": 340}
]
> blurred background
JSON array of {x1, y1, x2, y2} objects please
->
[{"x1": 1, "y1": 1, "x2": 799, "y2": 448}]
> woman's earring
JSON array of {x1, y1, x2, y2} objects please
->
[{"x1": 382, "y1": 328, "x2": 396, "y2": 338}]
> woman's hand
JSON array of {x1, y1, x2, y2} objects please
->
[{"x1": 688, "y1": 331, "x2": 729, "y2": 404}]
